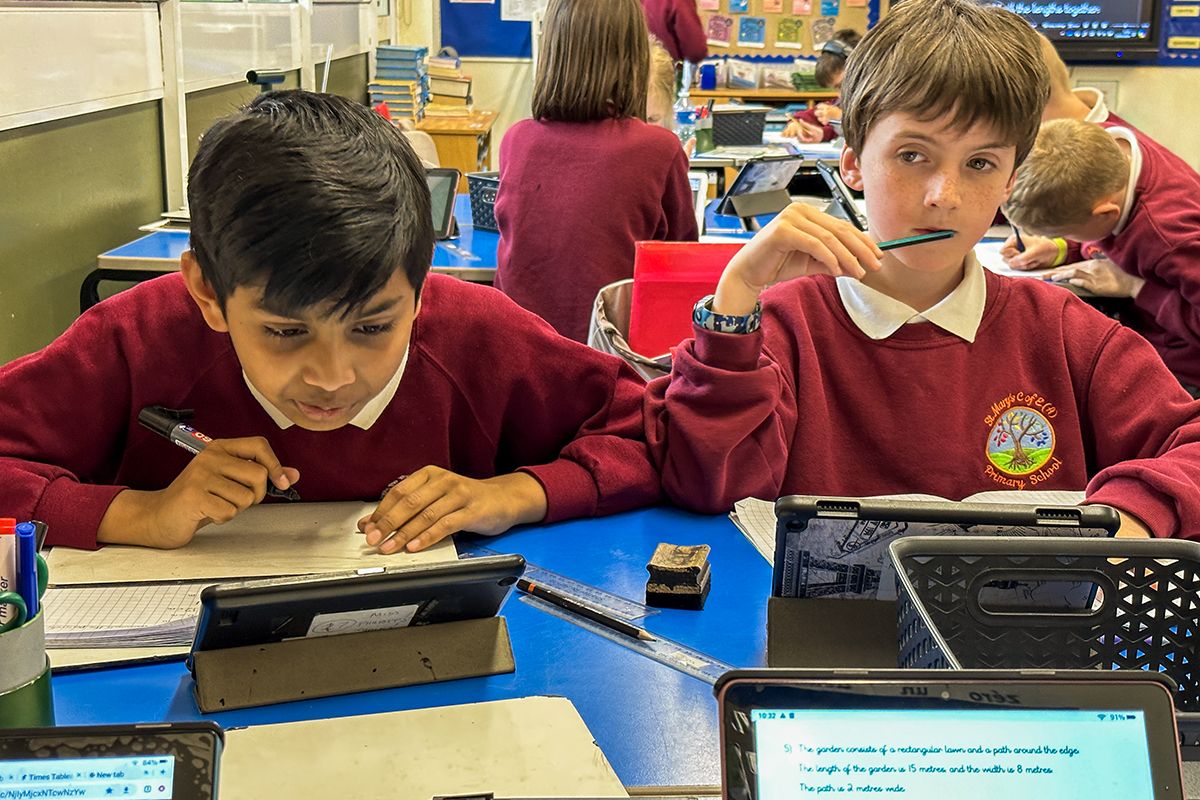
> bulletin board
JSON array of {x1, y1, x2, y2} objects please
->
[
  {"x1": 438, "y1": 0, "x2": 882, "y2": 59},
  {"x1": 439, "y1": 0, "x2": 535, "y2": 58},
  {"x1": 698, "y1": 0, "x2": 883, "y2": 58}
]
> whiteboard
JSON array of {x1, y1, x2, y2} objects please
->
[{"x1": 0, "y1": 3, "x2": 163, "y2": 132}]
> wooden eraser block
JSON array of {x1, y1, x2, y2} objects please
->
[{"x1": 646, "y1": 543, "x2": 712, "y2": 610}]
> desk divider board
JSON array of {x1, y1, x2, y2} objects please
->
[{"x1": 192, "y1": 615, "x2": 515, "y2": 713}]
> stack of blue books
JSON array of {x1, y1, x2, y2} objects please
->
[{"x1": 370, "y1": 45, "x2": 429, "y2": 122}]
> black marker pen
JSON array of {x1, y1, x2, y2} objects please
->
[{"x1": 137, "y1": 405, "x2": 300, "y2": 501}]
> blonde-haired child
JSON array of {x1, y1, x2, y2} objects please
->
[
  {"x1": 1004, "y1": 117, "x2": 1200, "y2": 392},
  {"x1": 495, "y1": 0, "x2": 699, "y2": 342}
]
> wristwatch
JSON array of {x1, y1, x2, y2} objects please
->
[{"x1": 693, "y1": 294, "x2": 762, "y2": 335}]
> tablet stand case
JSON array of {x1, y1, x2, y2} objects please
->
[
  {"x1": 766, "y1": 596, "x2": 897, "y2": 668},
  {"x1": 191, "y1": 615, "x2": 514, "y2": 712}
]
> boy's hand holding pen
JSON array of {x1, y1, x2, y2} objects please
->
[
  {"x1": 713, "y1": 203, "x2": 954, "y2": 317},
  {"x1": 95, "y1": 407, "x2": 300, "y2": 549},
  {"x1": 999, "y1": 232, "x2": 1059, "y2": 271}
]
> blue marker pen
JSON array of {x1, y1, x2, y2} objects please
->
[
  {"x1": 15, "y1": 522, "x2": 38, "y2": 619},
  {"x1": 1011, "y1": 224, "x2": 1026, "y2": 253}
]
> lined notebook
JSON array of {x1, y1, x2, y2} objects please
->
[{"x1": 42, "y1": 582, "x2": 207, "y2": 648}]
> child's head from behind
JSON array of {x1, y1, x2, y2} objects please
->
[
  {"x1": 184, "y1": 90, "x2": 433, "y2": 432},
  {"x1": 533, "y1": 0, "x2": 650, "y2": 123},
  {"x1": 815, "y1": 28, "x2": 861, "y2": 89},
  {"x1": 1037, "y1": 34, "x2": 1074, "y2": 118},
  {"x1": 647, "y1": 37, "x2": 676, "y2": 130},
  {"x1": 838, "y1": 0, "x2": 1048, "y2": 271},
  {"x1": 1004, "y1": 118, "x2": 1129, "y2": 241}
]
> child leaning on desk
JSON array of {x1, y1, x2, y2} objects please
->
[
  {"x1": 644, "y1": 0, "x2": 1200, "y2": 539},
  {"x1": 493, "y1": 0, "x2": 698, "y2": 343},
  {"x1": 1003, "y1": 119, "x2": 1200, "y2": 395},
  {"x1": 782, "y1": 29, "x2": 861, "y2": 144},
  {"x1": 0, "y1": 91, "x2": 661, "y2": 553},
  {"x1": 1000, "y1": 32, "x2": 1139, "y2": 272}
]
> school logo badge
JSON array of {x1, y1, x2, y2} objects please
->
[
  {"x1": 986, "y1": 406, "x2": 1055, "y2": 475},
  {"x1": 983, "y1": 393, "x2": 1064, "y2": 489}
]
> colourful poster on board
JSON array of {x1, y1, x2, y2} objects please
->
[
  {"x1": 738, "y1": 16, "x2": 767, "y2": 47},
  {"x1": 776, "y1": 16, "x2": 806, "y2": 48},
  {"x1": 729, "y1": 0, "x2": 750, "y2": 13},
  {"x1": 811, "y1": 15, "x2": 838, "y2": 48},
  {"x1": 699, "y1": 0, "x2": 719, "y2": 10},
  {"x1": 707, "y1": 14, "x2": 734, "y2": 45},
  {"x1": 791, "y1": 0, "x2": 812, "y2": 14},
  {"x1": 763, "y1": 0, "x2": 784, "y2": 11},
  {"x1": 820, "y1": 0, "x2": 840, "y2": 16}
]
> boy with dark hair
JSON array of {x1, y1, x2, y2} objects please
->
[
  {"x1": 0, "y1": 90, "x2": 660, "y2": 552},
  {"x1": 646, "y1": 0, "x2": 1200, "y2": 539},
  {"x1": 783, "y1": 28, "x2": 862, "y2": 144}
]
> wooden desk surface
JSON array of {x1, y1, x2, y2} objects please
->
[{"x1": 417, "y1": 110, "x2": 497, "y2": 135}]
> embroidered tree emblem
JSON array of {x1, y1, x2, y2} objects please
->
[{"x1": 987, "y1": 407, "x2": 1054, "y2": 475}]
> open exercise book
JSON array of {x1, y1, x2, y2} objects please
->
[
  {"x1": 42, "y1": 502, "x2": 457, "y2": 657},
  {"x1": 731, "y1": 490, "x2": 1088, "y2": 563}
]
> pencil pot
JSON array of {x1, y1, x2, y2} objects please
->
[
  {"x1": 892, "y1": 536, "x2": 1200, "y2": 712},
  {"x1": 466, "y1": 171, "x2": 500, "y2": 232},
  {"x1": 0, "y1": 611, "x2": 54, "y2": 727}
]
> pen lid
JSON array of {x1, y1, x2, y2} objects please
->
[{"x1": 0, "y1": 518, "x2": 14, "y2": 535}]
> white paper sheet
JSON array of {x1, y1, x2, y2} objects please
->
[{"x1": 46, "y1": 502, "x2": 457, "y2": 585}]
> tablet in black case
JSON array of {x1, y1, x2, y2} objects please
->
[
  {"x1": 0, "y1": 723, "x2": 223, "y2": 800},
  {"x1": 189, "y1": 554, "x2": 525, "y2": 656},
  {"x1": 772, "y1": 496, "x2": 1119, "y2": 600}
]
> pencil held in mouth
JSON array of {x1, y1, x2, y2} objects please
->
[{"x1": 876, "y1": 229, "x2": 956, "y2": 251}]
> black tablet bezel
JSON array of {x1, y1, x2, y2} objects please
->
[
  {"x1": 189, "y1": 554, "x2": 525, "y2": 655},
  {"x1": 814, "y1": 159, "x2": 868, "y2": 231},
  {"x1": 0, "y1": 722, "x2": 223, "y2": 800},
  {"x1": 716, "y1": 156, "x2": 802, "y2": 217},
  {"x1": 426, "y1": 167, "x2": 462, "y2": 240},
  {"x1": 771, "y1": 496, "x2": 1121, "y2": 598},
  {"x1": 715, "y1": 669, "x2": 1183, "y2": 800}
]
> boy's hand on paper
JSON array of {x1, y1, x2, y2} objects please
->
[
  {"x1": 98, "y1": 438, "x2": 299, "y2": 549},
  {"x1": 999, "y1": 234, "x2": 1058, "y2": 270},
  {"x1": 359, "y1": 468, "x2": 548, "y2": 553},
  {"x1": 1044, "y1": 258, "x2": 1144, "y2": 298},
  {"x1": 713, "y1": 202, "x2": 882, "y2": 316},
  {"x1": 813, "y1": 103, "x2": 841, "y2": 124}
]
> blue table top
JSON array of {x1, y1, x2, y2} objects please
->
[
  {"x1": 50, "y1": 507, "x2": 770, "y2": 788},
  {"x1": 101, "y1": 197, "x2": 499, "y2": 272}
]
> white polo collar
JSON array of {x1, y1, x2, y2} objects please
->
[
  {"x1": 1075, "y1": 87, "x2": 1111, "y2": 123},
  {"x1": 1105, "y1": 126, "x2": 1142, "y2": 237},
  {"x1": 243, "y1": 345, "x2": 410, "y2": 430},
  {"x1": 836, "y1": 251, "x2": 987, "y2": 343}
]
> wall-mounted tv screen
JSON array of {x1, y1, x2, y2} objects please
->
[{"x1": 1000, "y1": 0, "x2": 1161, "y2": 61}]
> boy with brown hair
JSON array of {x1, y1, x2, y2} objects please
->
[
  {"x1": 1003, "y1": 117, "x2": 1200, "y2": 392},
  {"x1": 646, "y1": 0, "x2": 1200, "y2": 539}
]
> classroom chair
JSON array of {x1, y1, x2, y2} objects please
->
[{"x1": 587, "y1": 280, "x2": 669, "y2": 382}]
